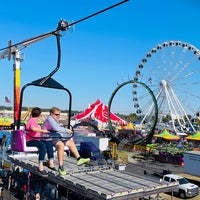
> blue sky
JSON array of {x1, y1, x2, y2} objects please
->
[{"x1": 0, "y1": 0, "x2": 200, "y2": 115}]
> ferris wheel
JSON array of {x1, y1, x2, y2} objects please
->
[{"x1": 133, "y1": 40, "x2": 200, "y2": 134}]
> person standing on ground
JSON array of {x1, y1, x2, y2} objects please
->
[
  {"x1": 43, "y1": 107, "x2": 90, "y2": 176},
  {"x1": 26, "y1": 107, "x2": 56, "y2": 176}
]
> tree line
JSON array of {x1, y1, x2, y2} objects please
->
[{"x1": 0, "y1": 106, "x2": 80, "y2": 116}]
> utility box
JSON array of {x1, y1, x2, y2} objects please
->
[
  {"x1": 79, "y1": 141, "x2": 103, "y2": 160},
  {"x1": 74, "y1": 132, "x2": 109, "y2": 151},
  {"x1": 115, "y1": 163, "x2": 126, "y2": 171}
]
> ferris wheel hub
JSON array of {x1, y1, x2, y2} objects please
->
[{"x1": 160, "y1": 80, "x2": 167, "y2": 87}]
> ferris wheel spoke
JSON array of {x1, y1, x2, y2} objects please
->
[
  {"x1": 173, "y1": 82, "x2": 200, "y2": 86},
  {"x1": 170, "y1": 67, "x2": 200, "y2": 84},
  {"x1": 175, "y1": 87, "x2": 200, "y2": 97}
]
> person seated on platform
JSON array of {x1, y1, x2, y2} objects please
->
[
  {"x1": 26, "y1": 107, "x2": 56, "y2": 176},
  {"x1": 43, "y1": 106, "x2": 90, "y2": 176}
]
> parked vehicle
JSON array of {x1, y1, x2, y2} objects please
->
[{"x1": 161, "y1": 174, "x2": 199, "y2": 198}]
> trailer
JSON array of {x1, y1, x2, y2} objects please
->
[
  {"x1": 8, "y1": 153, "x2": 179, "y2": 200},
  {"x1": 184, "y1": 151, "x2": 200, "y2": 177}
]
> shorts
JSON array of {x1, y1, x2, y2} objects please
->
[
  {"x1": 48, "y1": 132, "x2": 70, "y2": 146},
  {"x1": 51, "y1": 138, "x2": 69, "y2": 146}
]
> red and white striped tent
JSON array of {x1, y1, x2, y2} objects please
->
[{"x1": 72, "y1": 99, "x2": 127, "y2": 126}]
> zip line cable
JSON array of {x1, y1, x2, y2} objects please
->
[{"x1": 0, "y1": 0, "x2": 129, "y2": 53}]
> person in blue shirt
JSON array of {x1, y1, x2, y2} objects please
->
[{"x1": 43, "y1": 107, "x2": 90, "y2": 176}]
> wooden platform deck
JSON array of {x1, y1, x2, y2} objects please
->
[{"x1": 8, "y1": 153, "x2": 179, "y2": 200}]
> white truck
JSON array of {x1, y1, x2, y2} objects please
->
[{"x1": 161, "y1": 174, "x2": 199, "y2": 198}]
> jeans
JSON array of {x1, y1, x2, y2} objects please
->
[
  {"x1": 43, "y1": 140, "x2": 54, "y2": 160},
  {"x1": 26, "y1": 140, "x2": 47, "y2": 162}
]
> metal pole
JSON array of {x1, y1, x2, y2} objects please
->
[{"x1": 13, "y1": 49, "x2": 22, "y2": 127}]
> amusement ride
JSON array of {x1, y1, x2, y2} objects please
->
[
  {"x1": 0, "y1": 0, "x2": 129, "y2": 131},
  {"x1": 0, "y1": 0, "x2": 134, "y2": 155},
  {"x1": 1, "y1": 2, "x2": 193, "y2": 199},
  {"x1": 1, "y1": 1, "x2": 200, "y2": 150},
  {"x1": 133, "y1": 40, "x2": 200, "y2": 134},
  {"x1": 0, "y1": 0, "x2": 159, "y2": 147}
]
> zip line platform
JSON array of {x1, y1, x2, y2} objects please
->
[{"x1": 8, "y1": 153, "x2": 178, "y2": 199}]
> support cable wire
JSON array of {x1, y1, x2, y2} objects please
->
[{"x1": 0, "y1": 0, "x2": 129, "y2": 53}]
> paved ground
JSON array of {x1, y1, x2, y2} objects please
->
[
  {"x1": 125, "y1": 161, "x2": 200, "y2": 199},
  {"x1": 159, "y1": 193, "x2": 200, "y2": 200},
  {"x1": 117, "y1": 151, "x2": 200, "y2": 199}
]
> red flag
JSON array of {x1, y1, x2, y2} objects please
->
[{"x1": 5, "y1": 96, "x2": 11, "y2": 103}]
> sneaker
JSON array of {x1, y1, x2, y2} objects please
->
[
  {"x1": 58, "y1": 166, "x2": 67, "y2": 176},
  {"x1": 77, "y1": 158, "x2": 90, "y2": 166}
]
